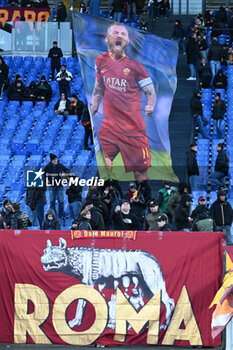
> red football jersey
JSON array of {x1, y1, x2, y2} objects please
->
[{"x1": 95, "y1": 52, "x2": 153, "y2": 136}]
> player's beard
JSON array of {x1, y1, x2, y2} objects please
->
[{"x1": 107, "y1": 38, "x2": 127, "y2": 58}]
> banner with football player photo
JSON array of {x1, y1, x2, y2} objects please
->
[{"x1": 73, "y1": 13, "x2": 179, "y2": 182}]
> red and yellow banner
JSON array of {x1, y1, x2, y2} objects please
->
[
  {"x1": 0, "y1": 7, "x2": 50, "y2": 25},
  {"x1": 71, "y1": 230, "x2": 137, "y2": 240},
  {"x1": 0, "y1": 230, "x2": 224, "y2": 346}
]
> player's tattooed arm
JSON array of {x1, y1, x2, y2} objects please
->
[
  {"x1": 143, "y1": 84, "x2": 156, "y2": 116},
  {"x1": 91, "y1": 79, "x2": 105, "y2": 116}
]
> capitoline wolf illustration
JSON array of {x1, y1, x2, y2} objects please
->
[{"x1": 41, "y1": 238, "x2": 174, "y2": 329}]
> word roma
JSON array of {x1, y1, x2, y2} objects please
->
[{"x1": 14, "y1": 284, "x2": 203, "y2": 346}]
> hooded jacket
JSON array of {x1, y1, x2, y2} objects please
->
[
  {"x1": 174, "y1": 194, "x2": 192, "y2": 230},
  {"x1": 215, "y1": 149, "x2": 229, "y2": 175},
  {"x1": 25, "y1": 81, "x2": 37, "y2": 100},
  {"x1": 167, "y1": 183, "x2": 189, "y2": 218},
  {"x1": 8, "y1": 80, "x2": 26, "y2": 100},
  {"x1": 42, "y1": 209, "x2": 61, "y2": 230},
  {"x1": 213, "y1": 72, "x2": 228, "y2": 90},
  {"x1": 190, "y1": 92, "x2": 203, "y2": 116},
  {"x1": 36, "y1": 76, "x2": 52, "y2": 102},
  {"x1": 212, "y1": 99, "x2": 226, "y2": 120},
  {"x1": 209, "y1": 194, "x2": 233, "y2": 227},
  {"x1": 192, "y1": 211, "x2": 216, "y2": 231}
]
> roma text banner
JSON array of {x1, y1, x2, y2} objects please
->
[
  {"x1": 73, "y1": 13, "x2": 178, "y2": 182},
  {"x1": 0, "y1": 7, "x2": 50, "y2": 24},
  {"x1": 0, "y1": 230, "x2": 224, "y2": 346}
]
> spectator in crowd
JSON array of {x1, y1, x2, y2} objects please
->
[
  {"x1": 8, "y1": 76, "x2": 26, "y2": 103},
  {"x1": 112, "y1": 0, "x2": 123, "y2": 22},
  {"x1": 0, "y1": 56, "x2": 9, "y2": 100},
  {"x1": 26, "y1": 186, "x2": 46, "y2": 229},
  {"x1": 36, "y1": 75, "x2": 52, "y2": 105},
  {"x1": 204, "y1": 9, "x2": 214, "y2": 26},
  {"x1": 196, "y1": 33, "x2": 209, "y2": 60},
  {"x1": 156, "y1": 214, "x2": 173, "y2": 231},
  {"x1": 69, "y1": 94, "x2": 84, "y2": 121},
  {"x1": 89, "y1": 0, "x2": 100, "y2": 16},
  {"x1": 86, "y1": 190, "x2": 110, "y2": 228},
  {"x1": 192, "y1": 207, "x2": 216, "y2": 232},
  {"x1": 54, "y1": 92, "x2": 71, "y2": 120},
  {"x1": 56, "y1": 64, "x2": 73, "y2": 97},
  {"x1": 158, "y1": 0, "x2": 170, "y2": 18},
  {"x1": 77, "y1": 209, "x2": 92, "y2": 230},
  {"x1": 136, "y1": 180, "x2": 151, "y2": 205},
  {"x1": 148, "y1": 0, "x2": 159, "y2": 31},
  {"x1": 81, "y1": 199, "x2": 105, "y2": 230},
  {"x1": 44, "y1": 153, "x2": 70, "y2": 219},
  {"x1": 212, "y1": 6, "x2": 227, "y2": 37},
  {"x1": 112, "y1": 198, "x2": 140, "y2": 230},
  {"x1": 167, "y1": 182, "x2": 189, "y2": 220},
  {"x1": 86, "y1": 184, "x2": 101, "y2": 199},
  {"x1": 208, "y1": 37, "x2": 222, "y2": 79},
  {"x1": 191, "y1": 196, "x2": 209, "y2": 220},
  {"x1": 127, "y1": 0, "x2": 137, "y2": 22},
  {"x1": 42, "y1": 209, "x2": 61, "y2": 230},
  {"x1": 157, "y1": 181, "x2": 176, "y2": 217},
  {"x1": 221, "y1": 44, "x2": 228, "y2": 67},
  {"x1": 208, "y1": 143, "x2": 229, "y2": 188},
  {"x1": 48, "y1": 41, "x2": 63, "y2": 81},
  {"x1": 71, "y1": 219, "x2": 79, "y2": 230},
  {"x1": 174, "y1": 194, "x2": 193, "y2": 231},
  {"x1": 1, "y1": 200, "x2": 14, "y2": 229},
  {"x1": 66, "y1": 176, "x2": 83, "y2": 219},
  {"x1": 186, "y1": 143, "x2": 199, "y2": 191},
  {"x1": 227, "y1": 47, "x2": 233, "y2": 65},
  {"x1": 171, "y1": 20, "x2": 186, "y2": 54},
  {"x1": 190, "y1": 91, "x2": 209, "y2": 139},
  {"x1": 37, "y1": 0, "x2": 49, "y2": 7},
  {"x1": 81, "y1": 104, "x2": 93, "y2": 151},
  {"x1": 186, "y1": 33, "x2": 197, "y2": 80},
  {"x1": 213, "y1": 69, "x2": 228, "y2": 90},
  {"x1": 212, "y1": 92, "x2": 226, "y2": 139},
  {"x1": 100, "y1": 179, "x2": 123, "y2": 206},
  {"x1": 144, "y1": 199, "x2": 165, "y2": 230},
  {"x1": 25, "y1": 81, "x2": 37, "y2": 104},
  {"x1": 11, "y1": 202, "x2": 32, "y2": 230},
  {"x1": 79, "y1": 1, "x2": 86, "y2": 12},
  {"x1": 125, "y1": 182, "x2": 145, "y2": 226},
  {"x1": 57, "y1": 1, "x2": 67, "y2": 22},
  {"x1": 139, "y1": 8, "x2": 149, "y2": 30},
  {"x1": 197, "y1": 57, "x2": 212, "y2": 88},
  {"x1": 209, "y1": 189, "x2": 233, "y2": 244}
]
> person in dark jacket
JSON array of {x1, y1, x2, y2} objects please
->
[
  {"x1": 69, "y1": 94, "x2": 84, "y2": 122},
  {"x1": 190, "y1": 91, "x2": 209, "y2": 139},
  {"x1": 112, "y1": 198, "x2": 140, "y2": 230},
  {"x1": 196, "y1": 33, "x2": 209, "y2": 60},
  {"x1": 0, "y1": 56, "x2": 9, "y2": 100},
  {"x1": 78, "y1": 1, "x2": 86, "y2": 13},
  {"x1": 113, "y1": 0, "x2": 123, "y2": 22},
  {"x1": 54, "y1": 93, "x2": 71, "y2": 121},
  {"x1": 11, "y1": 202, "x2": 32, "y2": 230},
  {"x1": 1, "y1": 199, "x2": 14, "y2": 229},
  {"x1": 125, "y1": 182, "x2": 145, "y2": 226},
  {"x1": 208, "y1": 37, "x2": 222, "y2": 78},
  {"x1": 157, "y1": 181, "x2": 176, "y2": 216},
  {"x1": 212, "y1": 93, "x2": 226, "y2": 139},
  {"x1": 139, "y1": 9, "x2": 149, "y2": 30},
  {"x1": 144, "y1": 199, "x2": 165, "y2": 230},
  {"x1": 81, "y1": 104, "x2": 93, "y2": 151},
  {"x1": 186, "y1": 33, "x2": 197, "y2": 80},
  {"x1": 44, "y1": 153, "x2": 70, "y2": 218},
  {"x1": 127, "y1": 0, "x2": 137, "y2": 22},
  {"x1": 191, "y1": 196, "x2": 209, "y2": 220},
  {"x1": 171, "y1": 20, "x2": 186, "y2": 54},
  {"x1": 167, "y1": 182, "x2": 189, "y2": 220},
  {"x1": 25, "y1": 81, "x2": 37, "y2": 104},
  {"x1": 158, "y1": 0, "x2": 170, "y2": 17},
  {"x1": 26, "y1": 186, "x2": 46, "y2": 229},
  {"x1": 81, "y1": 199, "x2": 105, "y2": 230},
  {"x1": 186, "y1": 143, "x2": 199, "y2": 191},
  {"x1": 56, "y1": 1, "x2": 66, "y2": 22},
  {"x1": 175, "y1": 194, "x2": 193, "y2": 231},
  {"x1": 136, "y1": 180, "x2": 151, "y2": 205},
  {"x1": 66, "y1": 176, "x2": 82, "y2": 219},
  {"x1": 86, "y1": 190, "x2": 111, "y2": 228},
  {"x1": 197, "y1": 57, "x2": 212, "y2": 88},
  {"x1": 156, "y1": 214, "x2": 173, "y2": 231},
  {"x1": 78, "y1": 209, "x2": 92, "y2": 230},
  {"x1": 36, "y1": 75, "x2": 52, "y2": 105},
  {"x1": 213, "y1": 69, "x2": 228, "y2": 90},
  {"x1": 42, "y1": 208, "x2": 61, "y2": 230},
  {"x1": 8, "y1": 79, "x2": 26, "y2": 103},
  {"x1": 209, "y1": 189, "x2": 233, "y2": 243},
  {"x1": 208, "y1": 143, "x2": 229, "y2": 188},
  {"x1": 192, "y1": 209, "x2": 216, "y2": 232},
  {"x1": 204, "y1": 10, "x2": 214, "y2": 26},
  {"x1": 48, "y1": 41, "x2": 63, "y2": 81}
]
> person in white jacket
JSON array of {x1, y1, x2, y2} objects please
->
[{"x1": 55, "y1": 64, "x2": 73, "y2": 97}]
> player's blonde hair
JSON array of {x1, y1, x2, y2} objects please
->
[{"x1": 107, "y1": 22, "x2": 129, "y2": 36}]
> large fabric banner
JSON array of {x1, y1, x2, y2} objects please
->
[
  {"x1": 0, "y1": 7, "x2": 50, "y2": 25},
  {"x1": 73, "y1": 13, "x2": 178, "y2": 182},
  {"x1": 0, "y1": 230, "x2": 224, "y2": 346}
]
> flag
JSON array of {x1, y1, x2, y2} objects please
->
[{"x1": 73, "y1": 13, "x2": 179, "y2": 182}]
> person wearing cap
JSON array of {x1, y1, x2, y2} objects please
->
[
  {"x1": 144, "y1": 199, "x2": 166, "y2": 231},
  {"x1": 48, "y1": 41, "x2": 63, "y2": 81},
  {"x1": 167, "y1": 182, "x2": 189, "y2": 219},
  {"x1": 44, "y1": 153, "x2": 70, "y2": 219},
  {"x1": 69, "y1": 94, "x2": 84, "y2": 122},
  {"x1": 191, "y1": 196, "x2": 209, "y2": 220},
  {"x1": 11, "y1": 202, "x2": 32, "y2": 230},
  {"x1": 56, "y1": 64, "x2": 73, "y2": 97},
  {"x1": 112, "y1": 198, "x2": 140, "y2": 230},
  {"x1": 156, "y1": 214, "x2": 173, "y2": 231},
  {"x1": 174, "y1": 193, "x2": 193, "y2": 231},
  {"x1": 186, "y1": 143, "x2": 199, "y2": 191},
  {"x1": 125, "y1": 182, "x2": 145, "y2": 226},
  {"x1": 208, "y1": 143, "x2": 229, "y2": 188},
  {"x1": 1, "y1": 200, "x2": 14, "y2": 229},
  {"x1": 209, "y1": 189, "x2": 233, "y2": 244},
  {"x1": 54, "y1": 92, "x2": 71, "y2": 121},
  {"x1": 36, "y1": 75, "x2": 52, "y2": 106}
]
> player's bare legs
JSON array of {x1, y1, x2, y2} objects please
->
[{"x1": 134, "y1": 169, "x2": 149, "y2": 182}]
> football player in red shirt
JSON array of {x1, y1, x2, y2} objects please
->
[{"x1": 91, "y1": 23, "x2": 156, "y2": 181}]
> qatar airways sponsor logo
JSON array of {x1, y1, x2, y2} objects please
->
[{"x1": 103, "y1": 76, "x2": 127, "y2": 92}]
